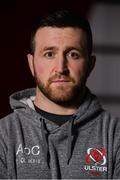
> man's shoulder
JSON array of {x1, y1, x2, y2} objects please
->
[
  {"x1": 101, "y1": 109, "x2": 120, "y2": 121},
  {"x1": 0, "y1": 112, "x2": 19, "y2": 131},
  {"x1": 0, "y1": 112, "x2": 13, "y2": 124},
  {"x1": 101, "y1": 109, "x2": 120, "y2": 133},
  {"x1": 0, "y1": 113, "x2": 15, "y2": 143}
]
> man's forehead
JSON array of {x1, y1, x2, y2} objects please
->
[
  {"x1": 34, "y1": 27, "x2": 87, "y2": 46},
  {"x1": 35, "y1": 26, "x2": 86, "y2": 38}
]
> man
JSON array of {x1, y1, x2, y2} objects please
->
[{"x1": 0, "y1": 10, "x2": 120, "y2": 179}]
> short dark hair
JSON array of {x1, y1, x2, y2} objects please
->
[{"x1": 30, "y1": 10, "x2": 93, "y2": 55}]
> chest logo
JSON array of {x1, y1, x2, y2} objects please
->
[
  {"x1": 84, "y1": 147, "x2": 107, "y2": 177},
  {"x1": 16, "y1": 144, "x2": 41, "y2": 164},
  {"x1": 86, "y1": 148, "x2": 106, "y2": 165}
]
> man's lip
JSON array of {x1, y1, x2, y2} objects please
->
[{"x1": 51, "y1": 79, "x2": 70, "y2": 83}]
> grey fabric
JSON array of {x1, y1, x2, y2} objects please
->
[{"x1": 0, "y1": 87, "x2": 120, "y2": 179}]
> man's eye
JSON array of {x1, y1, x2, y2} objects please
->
[
  {"x1": 67, "y1": 51, "x2": 81, "y2": 59},
  {"x1": 44, "y1": 51, "x2": 54, "y2": 58}
]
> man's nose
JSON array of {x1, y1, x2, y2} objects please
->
[{"x1": 55, "y1": 55, "x2": 69, "y2": 74}]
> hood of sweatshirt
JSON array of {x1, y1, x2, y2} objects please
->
[
  {"x1": 9, "y1": 87, "x2": 103, "y2": 164},
  {"x1": 10, "y1": 87, "x2": 102, "y2": 124}
]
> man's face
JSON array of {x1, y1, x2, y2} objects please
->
[{"x1": 28, "y1": 27, "x2": 95, "y2": 105}]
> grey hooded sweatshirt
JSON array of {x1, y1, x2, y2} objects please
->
[{"x1": 0, "y1": 88, "x2": 120, "y2": 179}]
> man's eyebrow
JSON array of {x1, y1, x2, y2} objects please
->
[
  {"x1": 66, "y1": 46, "x2": 80, "y2": 50},
  {"x1": 41, "y1": 46, "x2": 83, "y2": 53},
  {"x1": 42, "y1": 46, "x2": 58, "y2": 51},
  {"x1": 64, "y1": 46, "x2": 81, "y2": 53}
]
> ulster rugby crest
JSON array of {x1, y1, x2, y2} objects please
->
[{"x1": 84, "y1": 147, "x2": 107, "y2": 177}]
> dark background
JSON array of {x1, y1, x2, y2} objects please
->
[{"x1": 0, "y1": 0, "x2": 119, "y2": 118}]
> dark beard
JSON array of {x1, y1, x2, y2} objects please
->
[
  {"x1": 34, "y1": 75, "x2": 86, "y2": 108},
  {"x1": 33, "y1": 62, "x2": 87, "y2": 108},
  {"x1": 39, "y1": 82, "x2": 85, "y2": 107}
]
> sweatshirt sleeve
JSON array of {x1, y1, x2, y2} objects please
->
[
  {"x1": 0, "y1": 120, "x2": 8, "y2": 179},
  {"x1": 112, "y1": 118, "x2": 120, "y2": 179},
  {"x1": 0, "y1": 141, "x2": 8, "y2": 178},
  {"x1": 113, "y1": 147, "x2": 120, "y2": 178}
]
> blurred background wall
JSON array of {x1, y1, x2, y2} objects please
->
[
  {"x1": 87, "y1": 0, "x2": 120, "y2": 117},
  {"x1": 0, "y1": 0, "x2": 120, "y2": 118}
]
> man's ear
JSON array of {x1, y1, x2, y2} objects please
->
[
  {"x1": 27, "y1": 54, "x2": 34, "y2": 76},
  {"x1": 87, "y1": 55, "x2": 96, "y2": 77}
]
